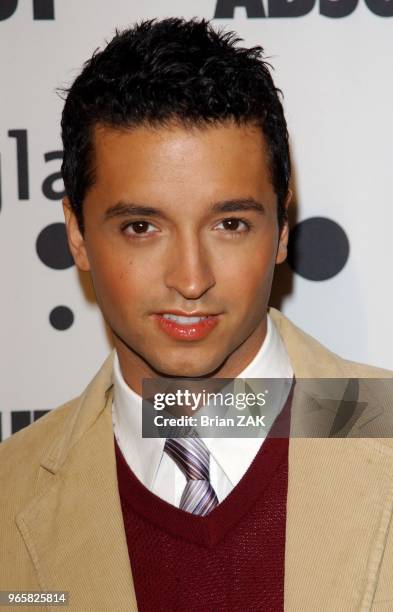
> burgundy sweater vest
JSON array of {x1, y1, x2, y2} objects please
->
[{"x1": 114, "y1": 385, "x2": 293, "y2": 612}]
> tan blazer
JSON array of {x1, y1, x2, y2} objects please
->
[{"x1": 1, "y1": 308, "x2": 393, "y2": 611}]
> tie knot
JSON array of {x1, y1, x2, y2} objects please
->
[{"x1": 164, "y1": 436, "x2": 210, "y2": 481}]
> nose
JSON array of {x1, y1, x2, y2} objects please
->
[{"x1": 164, "y1": 232, "x2": 216, "y2": 300}]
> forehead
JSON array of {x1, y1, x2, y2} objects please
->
[{"x1": 88, "y1": 121, "x2": 275, "y2": 207}]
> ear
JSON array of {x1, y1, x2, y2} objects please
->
[
  {"x1": 62, "y1": 198, "x2": 90, "y2": 271},
  {"x1": 275, "y1": 189, "x2": 292, "y2": 265}
]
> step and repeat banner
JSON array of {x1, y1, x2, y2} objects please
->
[{"x1": 1, "y1": 0, "x2": 392, "y2": 440}]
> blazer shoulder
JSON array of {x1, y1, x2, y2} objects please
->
[
  {"x1": 340, "y1": 357, "x2": 393, "y2": 379},
  {"x1": 269, "y1": 307, "x2": 393, "y2": 378},
  {"x1": 0, "y1": 351, "x2": 115, "y2": 509},
  {"x1": 0, "y1": 395, "x2": 84, "y2": 536},
  {"x1": 0, "y1": 350, "x2": 116, "y2": 471},
  {"x1": 1, "y1": 393, "x2": 79, "y2": 447},
  {"x1": 0, "y1": 394, "x2": 81, "y2": 482}
]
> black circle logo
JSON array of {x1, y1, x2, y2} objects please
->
[
  {"x1": 49, "y1": 306, "x2": 74, "y2": 330},
  {"x1": 287, "y1": 217, "x2": 349, "y2": 281},
  {"x1": 36, "y1": 223, "x2": 74, "y2": 270}
]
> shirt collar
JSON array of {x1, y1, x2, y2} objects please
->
[
  {"x1": 112, "y1": 313, "x2": 294, "y2": 489},
  {"x1": 112, "y1": 354, "x2": 166, "y2": 489}
]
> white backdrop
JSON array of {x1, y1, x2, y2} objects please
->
[{"x1": 1, "y1": 0, "x2": 392, "y2": 441}]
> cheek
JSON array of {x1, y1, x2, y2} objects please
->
[
  {"x1": 87, "y1": 244, "x2": 148, "y2": 311},
  {"x1": 217, "y1": 240, "x2": 277, "y2": 303}
]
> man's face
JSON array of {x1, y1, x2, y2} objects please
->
[{"x1": 63, "y1": 121, "x2": 289, "y2": 390}]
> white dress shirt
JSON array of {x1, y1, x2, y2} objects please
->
[{"x1": 112, "y1": 314, "x2": 294, "y2": 507}]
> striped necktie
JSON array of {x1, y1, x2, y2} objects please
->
[{"x1": 164, "y1": 436, "x2": 219, "y2": 516}]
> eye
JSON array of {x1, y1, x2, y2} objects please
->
[
  {"x1": 215, "y1": 217, "x2": 252, "y2": 233},
  {"x1": 122, "y1": 221, "x2": 158, "y2": 236}
]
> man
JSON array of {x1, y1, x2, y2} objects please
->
[{"x1": 1, "y1": 17, "x2": 392, "y2": 612}]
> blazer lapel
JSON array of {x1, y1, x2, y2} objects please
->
[{"x1": 15, "y1": 355, "x2": 137, "y2": 611}]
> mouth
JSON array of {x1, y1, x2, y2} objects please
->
[{"x1": 152, "y1": 311, "x2": 221, "y2": 341}]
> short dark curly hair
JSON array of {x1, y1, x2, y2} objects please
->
[{"x1": 60, "y1": 17, "x2": 290, "y2": 234}]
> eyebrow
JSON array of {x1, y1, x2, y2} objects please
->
[{"x1": 103, "y1": 198, "x2": 266, "y2": 222}]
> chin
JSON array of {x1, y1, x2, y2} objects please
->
[{"x1": 152, "y1": 356, "x2": 220, "y2": 379}]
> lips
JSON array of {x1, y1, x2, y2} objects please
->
[{"x1": 152, "y1": 312, "x2": 220, "y2": 341}]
